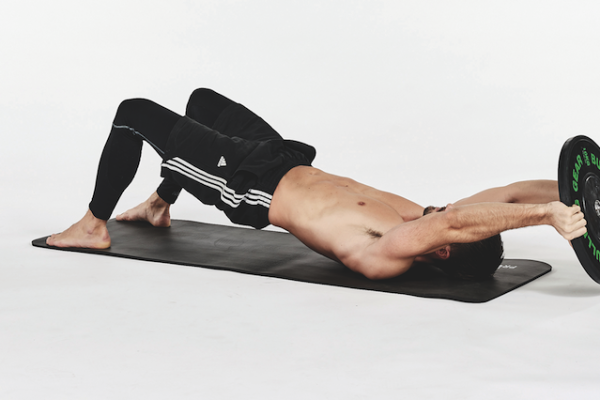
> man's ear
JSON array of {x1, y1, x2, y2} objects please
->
[{"x1": 435, "y1": 246, "x2": 451, "y2": 260}]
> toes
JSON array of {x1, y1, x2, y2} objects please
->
[
  {"x1": 46, "y1": 237, "x2": 62, "y2": 247},
  {"x1": 116, "y1": 213, "x2": 128, "y2": 221}
]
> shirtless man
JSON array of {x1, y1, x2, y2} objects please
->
[{"x1": 47, "y1": 89, "x2": 587, "y2": 280}]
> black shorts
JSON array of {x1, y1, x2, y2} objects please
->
[{"x1": 161, "y1": 104, "x2": 316, "y2": 229}]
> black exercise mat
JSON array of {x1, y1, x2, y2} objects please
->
[{"x1": 32, "y1": 219, "x2": 551, "y2": 303}]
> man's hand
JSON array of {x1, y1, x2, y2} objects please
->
[{"x1": 546, "y1": 201, "x2": 587, "y2": 241}]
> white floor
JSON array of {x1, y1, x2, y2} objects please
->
[{"x1": 3, "y1": 1, "x2": 600, "y2": 399}]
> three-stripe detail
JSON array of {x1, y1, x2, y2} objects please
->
[{"x1": 161, "y1": 157, "x2": 272, "y2": 209}]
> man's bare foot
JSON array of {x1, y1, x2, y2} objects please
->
[
  {"x1": 46, "y1": 209, "x2": 111, "y2": 249},
  {"x1": 116, "y1": 191, "x2": 171, "y2": 227}
]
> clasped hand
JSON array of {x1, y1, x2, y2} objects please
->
[{"x1": 548, "y1": 201, "x2": 587, "y2": 241}]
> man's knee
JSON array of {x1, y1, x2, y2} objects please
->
[
  {"x1": 114, "y1": 98, "x2": 155, "y2": 126},
  {"x1": 185, "y1": 88, "x2": 236, "y2": 127},
  {"x1": 188, "y1": 88, "x2": 216, "y2": 100},
  {"x1": 185, "y1": 88, "x2": 217, "y2": 116}
]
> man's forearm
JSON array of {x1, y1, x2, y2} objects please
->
[
  {"x1": 446, "y1": 201, "x2": 584, "y2": 243},
  {"x1": 446, "y1": 203, "x2": 548, "y2": 242},
  {"x1": 374, "y1": 201, "x2": 585, "y2": 262},
  {"x1": 454, "y1": 180, "x2": 559, "y2": 206},
  {"x1": 505, "y1": 180, "x2": 559, "y2": 204}
]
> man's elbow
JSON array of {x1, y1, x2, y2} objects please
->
[
  {"x1": 503, "y1": 182, "x2": 522, "y2": 203},
  {"x1": 353, "y1": 262, "x2": 410, "y2": 280},
  {"x1": 363, "y1": 269, "x2": 395, "y2": 280}
]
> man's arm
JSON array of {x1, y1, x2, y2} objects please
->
[
  {"x1": 349, "y1": 201, "x2": 586, "y2": 280},
  {"x1": 454, "y1": 180, "x2": 559, "y2": 206}
]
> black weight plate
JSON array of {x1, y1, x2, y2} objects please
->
[{"x1": 558, "y1": 135, "x2": 600, "y2": 283}]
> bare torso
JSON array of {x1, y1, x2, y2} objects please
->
[{"x1": 268, "y1": 166, "x2": 424, "y2": 274}]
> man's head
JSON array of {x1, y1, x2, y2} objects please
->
[
  {"x1": 433, "y1": 235, "x2": 504, "y2": 280},
  {"x1": 423, "y1": 205, "x2": 505, "y2": 280}
]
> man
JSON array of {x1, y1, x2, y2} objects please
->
[{"x1": 47, "y1": 89, "x2": 587, "y2": 280}]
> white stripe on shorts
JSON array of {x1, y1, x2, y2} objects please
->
[{"x1": 161, "y1": 157, "x2": 272, "y2": 209}]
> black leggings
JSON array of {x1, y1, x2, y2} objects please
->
[{"x1": 89, "y1": 88, "x2": 237, "y2": 220}]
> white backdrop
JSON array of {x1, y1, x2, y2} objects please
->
[{"x1": 2, "y1": 1, "x2": 600, "y2": 399}]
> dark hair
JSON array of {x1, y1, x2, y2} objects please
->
[{"x1": 434, "y1": 234, "x2": 504, "y2": 281}]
